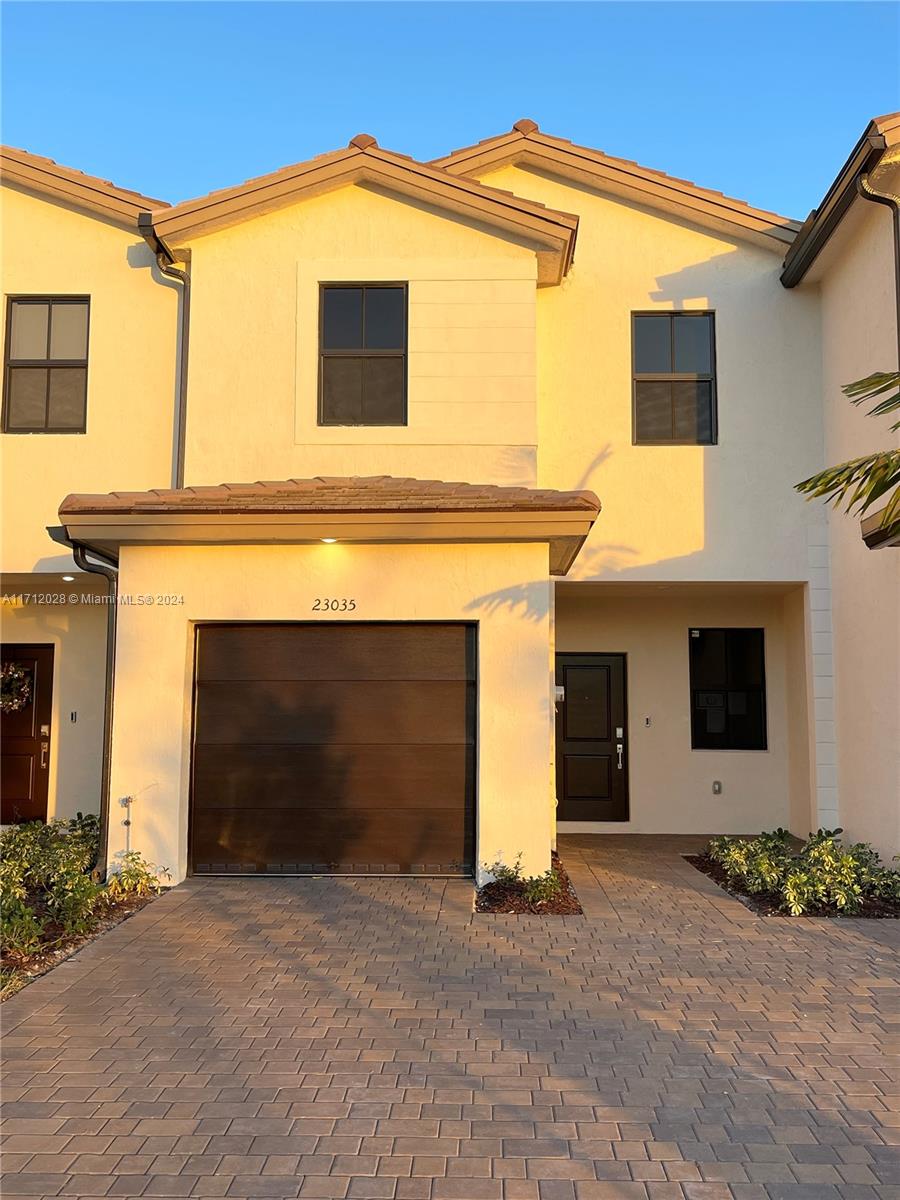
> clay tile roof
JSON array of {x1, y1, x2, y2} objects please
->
[
  {"x1": 147, "y1": 138, "x2": 579, "y2": 283},
  {"x1": 432, "y1": 120, "x2": 801, "y2": 248},
  {"x1": 1, "y1": 145, "x2": 168, "y2": 225},
  {"x1": 59, "y1": 475, "x2": 600, "y2": 518}
]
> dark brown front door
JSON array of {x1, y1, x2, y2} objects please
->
[
  {"x1": 1, "y1": 643, "x2": 54, "y2": 823},
  {"x1": 190, "y1": 623, "x2": 476, "y2": 875},
  {"x1": 555, "y1": 652, "x2": 628, "y2": 821}
]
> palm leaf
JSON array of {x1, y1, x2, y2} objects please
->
[
  {"x1": 797, "y1": 450, "x2": 900, "y2": 531},
  {"x1": 842, "y1": 371, "x2": 900, "y2": 429}
]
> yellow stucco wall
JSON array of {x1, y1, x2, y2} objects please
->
[
  {"x1": 181, "y1": 184, "x2": 540, "y2": 488},
  {"x1": 108, "y1": 541, "x2": 554, "y2": 883},
  {"x1": 476, "y1": 165, "x2": 824, "y2": 583},
  {"x1": 555, "y1": 584, "x2": 799, "y2": 833},
  {"x1": 1, "y1": 185, "x2": 178, "y2": 573},
  {"x1": 813, "y1": 199, "x2": 900, "y2": 861}
]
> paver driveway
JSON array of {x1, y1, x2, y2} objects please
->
[{"x1": 2, "y1": 834, "x2": 898, "y2": 1200}]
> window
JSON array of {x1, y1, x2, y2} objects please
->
[
  {"x1": 319, "y1": 284, "x2": 407, "y2": 425},
  {"x1": 632, "y1": 312, "x2": 716, "y2": 444},
  {"x1": 689, "y1": 628, "x2": 767, "y2": 750},
  {"x1": 3, "y1": 298, "x2": 90, "y2": 433}
]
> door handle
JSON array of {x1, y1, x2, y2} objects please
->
[
  {"x1": 40, "y1": 742, "x2": 48, "y2": 770},
  {"x1": 616, "y1": 742, "x2": 624, "y2": 770}
]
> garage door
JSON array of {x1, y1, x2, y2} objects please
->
[{"x1": 190, "y1": 623, "x2": 476, "y2": 875}]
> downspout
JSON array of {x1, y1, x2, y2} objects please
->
[
  {"x1": 857, "y1": 172, "x2": 900, "y2": 367},
  {"x1": 138, "y1": 214, "x2": 190, "y2": 489},
  {"x1": 72, "y1": 543, "x2": 118, "y2": 880}
]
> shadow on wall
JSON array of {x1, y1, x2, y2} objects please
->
[{"x1": 190, "y1": 691, "x2": 362, "y2": 873}]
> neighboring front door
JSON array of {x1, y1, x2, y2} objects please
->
[
  {"x1": 555, "y1": 652, "x2": 628, "y2": 821},
  {"x1": 1, "y1": 643, "x2": 54, "y2": 823}
]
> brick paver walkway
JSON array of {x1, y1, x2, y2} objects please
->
[{"x1": 2, "y1": 834, "x2": 898, "y2": 1200}]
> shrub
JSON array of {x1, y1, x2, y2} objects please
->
[
  {"x1": 482, "y1": 854, "x2": 563, "y2": 905},
  {"x1": 106, "y1": 851, "x2": 169, "y2": 899},
  {"x1": 704, "y1": 828, "x2": 900, "y2": 915},
  {"x1": 0, "y1": 896, "x2": 46, "y2": 954},
  {"x1": 0, "y1": 816, "x2": 167, "y2": 972}
]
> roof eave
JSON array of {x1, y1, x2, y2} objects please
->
[
  {"x1": 59, "y1": 508, "x2": 599, "y2": 577},
  {"x1": 434, "y1": 127, "x2": 800, "y2": 252},
  {"x1": 149, "y1": 141, "x2": 578, "y2": 284},
  {"x1": 1, "y1": 147, "x2": 168, "y2": 229},
  {"x1": 781, "y1": 121, "x2": 889, "y2": 287}
]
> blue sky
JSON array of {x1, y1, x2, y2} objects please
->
[{"x1": 2, "y1": 2, "x2": 897, "y2": 219}]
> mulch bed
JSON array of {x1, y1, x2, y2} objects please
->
[
  {"x1": 686, "y1": 854, "x2": 900, "y2": 918},
  {"x1": 475, "y1": 852, "x2": 583, "y2": 915},
  {"x1": 1, "y1": 893, "x2": 160, "y2": 1001}
]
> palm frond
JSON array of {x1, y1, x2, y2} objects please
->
[
  {"x1": 842, "y1": 371, "x2": 900, "y2": 429},
  {"x1": 796, "y1": 449, "x2": 900, "y2": 531}
]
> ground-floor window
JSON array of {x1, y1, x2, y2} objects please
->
[{"x1": 689, "y1": 627, "x2": 767, "y2": 750}]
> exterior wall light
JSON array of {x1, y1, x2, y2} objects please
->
[{"x1": 62, "y1": 575, "x2": 75, "y2": 582}]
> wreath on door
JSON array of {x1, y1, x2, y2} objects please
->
[{"x1": 1, "y1": 662, "x2": 33, "y2": 714}]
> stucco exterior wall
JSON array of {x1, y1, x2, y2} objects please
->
[
  {"x1": 475, "y1": 165, "x2": 824, "y2": 584},
  {"x1": 555, "y1": 584, "x2": 803, "y2": 834},
  {"x1": 0, "y1": 581, "x2": 107, "y2": 819},
  {"x1": 813, "y1": 199, "x2": 900, "y2": 860},
  {"x1": 0, "y1": 186, "x2": 178, "y2": 573},
  {"x1": 108, "y1": 541, "x2": 554, "y2": 883},
  {"x1": 181, "y1": 185, "x2": 539, "y2": 488}
]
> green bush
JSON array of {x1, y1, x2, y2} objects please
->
[
  {"x1": 0, "y1": 816, "x2": 167, "y2": 961},
  {"x1": 705, "y1": 828, "x2": 900, "y2": 915},
  {"x1": 0, "y1": 896, "x2": 46, "y2": 954},
  {"x1": 106, "y1": 851, "x2": 170, "y2": 899},
  {"x1": 482, "y1": 854, "x2": 563, "y2": 905}
]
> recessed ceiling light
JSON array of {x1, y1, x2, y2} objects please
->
[
  {"x1": 320, "y1": 538, "x2": 338, "y2": 544},
  {"x1": 62, "y1": 575, "x2": 75, "y2": 582}
]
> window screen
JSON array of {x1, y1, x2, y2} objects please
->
[
  {"x1": 4, "y1": 298, "x2": 90, "y2": 433},
  {"x1": 689, "y1": 627, "x2": 767, "y2": 750},
  {"x1": 319, "y1": 285, "x2": 407, "y2": 425},
  {"x1": 633, "y1": 312, "x2": 716, "y2": 444}
]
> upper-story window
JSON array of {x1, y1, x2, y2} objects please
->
[
  {"x1": 319, "y1": 284, "x2": 407, "y2": 426},
  {"x1": 3, "y1": 297, "x2": 90, "y2": 434},
  {"x1": 632, "y1": 312, "x2": 716, "y2": 445}
]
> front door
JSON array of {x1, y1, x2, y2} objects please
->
[
  {"x1": 1, "y1": 643, "x2": 54, "y2": 823},
  {"x1": 555, "y1": 652, "x2": 628, "y2": 821}
]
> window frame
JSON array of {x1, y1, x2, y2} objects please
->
[
  {"x1": 317, "y1": 282, "x2": 408, "y2": 427},
  {"x1": 631, "y1": 310, "x2": 718, "y2": 446},
  {"x1": 2, "y1": 295, "x2": 91, "y2": 434},
  {"x1": 688, "y1": 626, "x2": 768, "y2": 752}
]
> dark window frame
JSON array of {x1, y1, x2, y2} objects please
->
[
  {"x1": 631, "y1": 310, "x2": 718, "y2": 446},
  {"x1": 317, "y1": 282, "x2": 408, "y2": 427},
  {"x1": 688, "y1": 626, "x2": 768, "y2": 752},
  {"x1": 3, "y1": 295, "x2": 91, "y2": 434}
]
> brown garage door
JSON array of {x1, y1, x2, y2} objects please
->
[{"x1": 190, "y1": 623, "x2": 476, "y2": 875}]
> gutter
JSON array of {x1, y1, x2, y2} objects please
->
[
  {"x1": 856, "y1": 171, "x2": 900, "y2": 551},
  {"x1": 138, "y1": 215, "x2": 190, "y2": 489},
  {"x1": 47, "y1": 526, "x2": 119, "y2": 880},
  {"x1": 781, "y1": 125, "x2": 886, "y2": 287},
  {"x1": 856, "y1": 172, "x2": 900, "y2": 367}
]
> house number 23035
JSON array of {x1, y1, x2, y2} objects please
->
[{"x1": 312, "y1": 598, "x2": 357, "y2": 612}]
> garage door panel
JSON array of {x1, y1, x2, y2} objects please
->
[
  {"x1": 197, "y1": 623, "x2": 474, "y2": 682},
  {"x1": 190, "y1": 623, "x2": 475, "y2": 875},
  {"x1": 196, "y1": 679, "x2": 473, "y2": 745},
  {"x1": 191, "y1": 807, "x2": 469, "y2": 873},
  {"x1": 192, "y1": 743, "x2": 474, "y2": 810}
]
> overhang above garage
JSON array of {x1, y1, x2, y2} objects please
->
[{"x1": 57, "y1": 475, "x2": 601, "y2": 576}]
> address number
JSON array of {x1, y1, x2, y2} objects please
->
[{"x1": 312, "y1": 598, "x2": 357, "y2": 612}]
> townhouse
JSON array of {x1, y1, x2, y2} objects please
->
[{"x1": 2, "y1": 115, "x2": 897, "y2": 881}]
